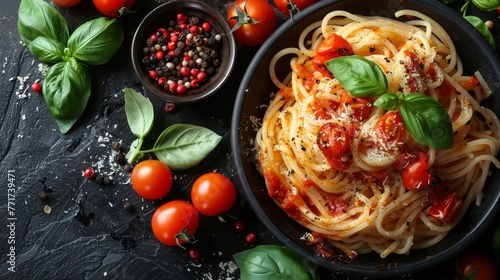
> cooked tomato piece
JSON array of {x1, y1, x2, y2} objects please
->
[
  {"x1": 339, "y1": 91, "x2": 373, "y2": 121},
  {"x1": 312, "y1": 33, "x2": 353, "y2": 76},
  {"x1": 374, "y1": 111, "x2": 405, "y2": 144},
  {"x1": 317, "y1": 122, "x2": 351, "y2": 170},
  {"x1": 403, "y1": 51, "x2": 424, "y2": 92},
  {"x1": 401, "y1": 152, "x2": 439, "y2": 190},
  {"x1": 428, "y1": 193, "x2": 463, "y2": 223}
]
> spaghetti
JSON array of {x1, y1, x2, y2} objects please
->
[{"x1": 255, "y1": 10, "x2": 500, "y2": 258}]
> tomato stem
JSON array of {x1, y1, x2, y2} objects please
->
[{"x1": 228, "y1": 0, "x2": 262, "y2": 34}]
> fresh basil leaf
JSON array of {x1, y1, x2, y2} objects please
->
[
  {"x1": 325, "y1": 55, "x2": 388, "y2": 97},
  {"x1": 471, "y1": 0, "x2": 500, "y2": 11},
  {"x1": 152, "y1": 124, "x2": 222, "y2": 170},
  {"x1": 43, "y1": 57, "x2": 91, "y2": 134},
  {"x1": 28, "y1": 37, "x2": 66, "y2": 63},
  {"x1": 374, "y1": 92, "x2": 401, "y2": 111},
  {"x1": 18, "y1": 0, "x2": 69, "y2": 47},
  {"x1": 68, "y1": 17, "x2": 124, "y2": 65},
  {"x1": 123, "y1": 88, "x2": 154, "y2": 139},
  {"x1": 464, "y1": 16, "x2": 496, "y2": 49},
  {"x1": 399, "y1": 94, "x2": 453, "y2": 150},
  {"x1": 234, "y1": 245, "x2": 319, "y2": 280}
]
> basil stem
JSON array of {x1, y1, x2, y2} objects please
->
[
  {"x1": 43, "y1": 57, "x2": 91, "y2": 134},
  {"x1": 18, "y1": 0, "x2": 69, "y2": 47},
  {"x1": 68, "y1": 17, "x2": 124, "y2": 65},
  {"x1": 325, "y1": 55, "x2": 388, "y2": 97},
  {"x1": 234, "y1": 245, "x2": 319, "y2": 280},
  {"x1": 400, "y1": 94, "x2": 453, "y2": 150},
  {"x1": 373, "y1": 92, "x2": 401, "y2": 111}
]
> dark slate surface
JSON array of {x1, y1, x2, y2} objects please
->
[{"x1": 1, "y1": 1, "x2": 499, "y2": 279}]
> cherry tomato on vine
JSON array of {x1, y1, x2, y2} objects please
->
[
  {"x1": 191, "y1": 173, "x2": 237, "y2": 216},
  {"x1": 151, "y1": 200, "x2": 199, "y2": 247},
  {"x1": 52, "y1": 0, "x2": 81, "y2": 7},
  {"x1": 92, "y1": 0, "x2": 136, "y2": 18},
  {"x1": 227, "y1": 0, "x2": 277, "y2": 46},
  {"x1": 274, "y1": 0, "x2": 317, "y2": 16},
  {"x1": 131, "y1": 160, "x2": 172, "y2": 200},
  {"x1": 455, "y1": 252, "x2": 498, "y2": 280}
]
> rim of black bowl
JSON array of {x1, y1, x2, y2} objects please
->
[
  {"x1": 131, "y1": 0, "x2": 236, "y2": 104},
  {"x1": 231, "y1": 0, "x2": 500, "y2": 277}
]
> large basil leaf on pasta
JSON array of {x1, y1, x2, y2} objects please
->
[
  {"x1": 399, "y1": 94, "x2": 453, "y2": 150},
  {"x1": 326, "y1": 55, "x2": 388, "y2": 97},
  {"x1": 152, "y1": 124, "x2": 222, "y2": 170},
  {"x1": 233, "y1": 245, "x2": 319, "y2": 280},
  {"x1": 43, "y1": 57, "x2": 91, "y2": 134},
  {"x1": 68, "y1": 17, "x2": 124, "y2": 65},
  {"x1": 18, "y1": 0, "x2": 69, "y2": 47}
]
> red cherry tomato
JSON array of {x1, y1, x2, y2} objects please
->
[
  {"x1": 374, "y1": 111, "x2": 405, "y2": 144},
  {"x1": 455, "y1": 252, "x2": 498, "y2": 280},
  {"x1": 131, "y1": 160, "x2": 173, "y2": 200},
  {"x1": 151, "y1": 200, "x2": 199, "y2": 246},
  {"x1": 227, "y1": 0, "x2": 277, "y2": 46},
  {"x1": 191, "y1": 173, "x2": 237, "y2": 216},
  {"x1": 52, "y1": 0, "x2": 81, "y2": 7},
  {"x1": 317, "y1": 122, "x2": 351, "y2": 170},
  {"x1": 92, "y1": 0, "x2": 136, "y2": 18},
  {"x1": 274, "y1": 0, "x2": 317, "y2": 16}
]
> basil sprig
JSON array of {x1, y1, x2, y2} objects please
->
[
  {"x1": 233, "y1": 245, "x2": 319, "y2": 280},
  {"x1": 124, "y1": 88, "x2": 222, "y2": 170},
  {"x1": 17, "y1": 0, "x2": 124, "y2": 133},
  {"x1": 326, "y1": 55, "x2": 453, "y2": 150}
]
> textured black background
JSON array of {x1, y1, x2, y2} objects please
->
[{"x1": 0, "y1": 0, "x2": 499, "y2": 279}]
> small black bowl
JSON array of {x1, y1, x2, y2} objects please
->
[
  {"x1": 231, "y1": 0, "x2": 500, "y2": 277},
  {"x1": 131, "y1": 0, "x2": 236, "y2": 104}
]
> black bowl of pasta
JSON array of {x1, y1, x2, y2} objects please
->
[{"x1": 231, "y1": 0, "x2": 500, "y2": 277}]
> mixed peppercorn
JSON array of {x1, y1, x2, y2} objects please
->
[{"x1": 141, "y1": 13, "x2": 223, "y2": 95}]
